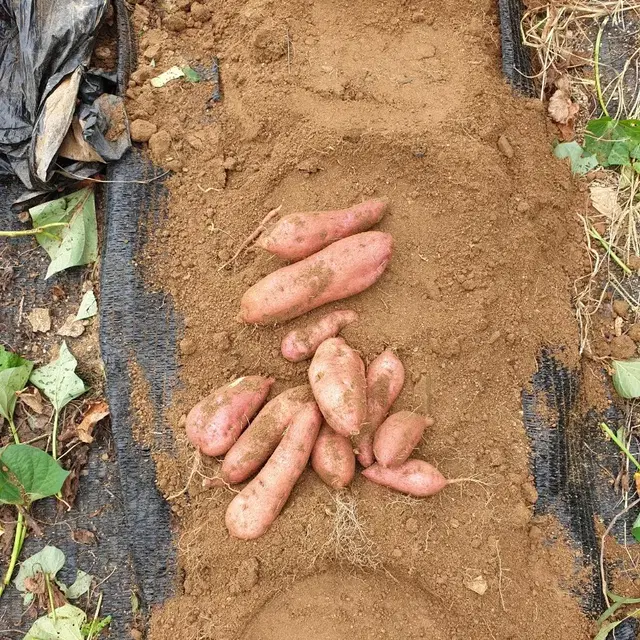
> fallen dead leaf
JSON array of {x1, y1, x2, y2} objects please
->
[
  {"x1": 464, "y1": 574, "x2": 488, "y2": 595},
  {"x1": 26, "y1": 308, "x2": 51, "y2": 333},
  {"x1": 57, "y1": 314, "x2": 85, "y2": 338},
  {"x1": 72, "y1": 529, "x2": 96, "y2": 545},
  {"x1": 76, "y1": 400, "x2": 110, "y2": 443},
  {"x1": 590, "y1": 184, "x2": 623, "y2": 220},
  {"x1": 548, "y1": 88, "x2": 579, "y2": 124},
  {"x1": 17, "y1": 388, "x2": 44, "y2": 414},
  {"x1": 51, "y1": 285, "x2": 66, "y2": 301},
  {"x1": 24, "y1": 572, "x2": 68, "y2": 611}
]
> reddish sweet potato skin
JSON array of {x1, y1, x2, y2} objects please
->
[
  {"x1": 373, "y1": 411, "x2": 433, "y2": 468},
  {"x1": 308, "y1": 337, "x2": 367, "y2": 437},
  {"x1": 281, "y1": 310, "x2": 359, "y2": 362},
  {"x1": 239, "y1": 231, "x2": 393, "y2": 325},
  {"x1": 225, "y1": 402, "x2": 322, "y2": 540},
  {"x1": 221, "y1": 385, "x2": 313, "y2": 484},
  {"x1": 362, "y1": 459, "x2": 448, "y2": 497},
  {"x1": 256, "y1": 199, "x2": 388, "y2": 261},
  {"x1": 355, "y1": 350, "x2": 405, "y2": 467},
  {"x1": 186, "y1": 376, "x2": 274, "y2": 457},
  {"x1": 311, "y1": 423, "x2": 356, "y2": 489}
]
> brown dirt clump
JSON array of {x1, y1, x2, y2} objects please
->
[{"x1": 126, "y1": 0, "x2": 597, "y2": 638}]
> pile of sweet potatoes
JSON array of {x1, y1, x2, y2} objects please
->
[{"x1": 185, "y1": 200, "x2": 452, "y2": 540}]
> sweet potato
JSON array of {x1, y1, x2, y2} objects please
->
[
  {"x1": 362, "y1": 459, "x2": 448, "y2": 497},
  {"x1": 225, "y1": 402, "x2": 322, "y2": 539},
  {"x1": 355, "y1": 349, "x2": 405, "y2": 467},
  {"x1": 373, "y1": 411, "x2": 433, "y2": 468},
  {"x1": 239, "y1": 231, "x2": 393, "y2": 325},
  {"x1": 308, "y1": 337, "x2": 366, "y2": 437},
  {"x1": 186, "y1": 376, "x2": 274, "y2": 457},
  {"x1": 221, "y1": 385, "x2": 314, "y2": 484},
  {"x1": 256, "y1": 199, "x2": 388, "y2": 261},
  {"x1": 281, "y1": 310, "x2": 359, "y2": 362},
  {"x1": 311, "y1": 423, "x2": 356, "y2": 489}
]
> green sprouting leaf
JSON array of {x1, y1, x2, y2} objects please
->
[
  {"x1": 182, "y1": 66, "x2": 201, "y2": 82},
  {"x1": 24, "y1": 604, "x2": 86, "y2": 640},
  {"x1": 553, "y1": 141, "x2": 598, "y2": 175},
  {"x1": 30, "y1": 342, "x2": 87, "y2": 412},
  {"x1": 29, "y1": 188, "x2": 98, "y2": 279},
  {"x1": 633, "y1": 512, "x2": 640, "y2": 543},
  {"x1": 612, "y1": 359, "x2": 640, "y2": 399},
  {"x1": 584, "y1": 117, "x2": 640, "y2": 168},
  {"x1": 65, "y1": 569, "x2": 93, "y2": 600},
  {"x1": 76, "y1": 290, "x2": 97, "y2": 320},
  {"x1": 81, "y1": 615, "x2": 112, "y2": 637},
  {"x1": 0, "y1": 346, "x2": 33, "y2": 424},
  {"x1": 0, "y1": 445, "x2": 69, "y2": 505},
  {"x1": 15, "y1": 546, "x2": 65, "y2": 593}
]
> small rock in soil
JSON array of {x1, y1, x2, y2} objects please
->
[
  {"x1": 143, "y1": 44, "x2": 161, "y2": 60},
  {"x1": 190, "y1": 1, "x2": 211, "y2": 21},
  {"x1": 27, "y1": 308, "x2": 51, "y2": 333},
  {"x1": 149, "y1": 130, "x2": 172, "y2": 158},
  {"x1": 391, "y1": 548, "x2": 403, "y2": 558},
  {"x1": 57, "y1": 314, "x2": 85, "y2": 338},
  {"x1": 628, "y1": 324, "x2": 640, "y2": 342},
  {"x1": 464, "y1": 574, "x2": 488, "y2": 595},
  {"x1": 424, "y1": 280, "x2": 441, "y2": 301},
  {"x1": 405, "y1": 518, "x2": 419, "y2": 533},
  {"x1": 132, "y1": 67, "x2": 153, "y2": 84},
  {"x1": 230, "y1": 557, "x2": 260, "y2": 594},
  {"x1": 628, "y1": 254, "x2": 640, "y2": 271},
  {"x1": 72, "y1": 529, "x2": 96, "y2": 545},
  {"x1": 612, "y1": 299, "x2": 630, "y2": 319},
  {"x1": 130, "y1": 119, "x2": 158, "y2": 142},
  {"x1": 610, "y1": 334, "x2": 637, "y2": 360},
  {"x1": 180, "y1": 337, "x2": 197, "y2": 356},
  {"x1": 497, "y1": 135, "x2": 514, "y2": 159},
  {"x1": 164, "y1": 15, "x2": 187, "y2": 32},
  {"x1": 212, "y1": 331, "x2": 232, "y2": 352},
  {"x1": 95, "y1": 46, "x2": 111, "y2": 60},
  {"x1": 521, "y1": 482, "x2": 538, "y2": 505}
]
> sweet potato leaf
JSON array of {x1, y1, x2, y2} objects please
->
[
  {"x1": 15, "y1": 546, "x2": 65, "y2": 593},
  {"x1": 24, "y1": 604, "x2": 86, "y2": 640},
  {"x1": 612, "y1": 359, "x2": 640, "y2": 399},
  {"x1": 553, "y1": 141, "x2": 598, "y2": 174},
  {"x1": 584, "y1": 117, "x2": 640, "y2": 168},
  {"x1": 75, "y1": 290, "x2": 97, "y2": 320},
  {"x1": 29, "y1": 188, "x2": 98, "y2": 279},
  {"x1": 30, "y1": 342, "x2": 87, "y2": 412},
  {"x1": 0, "y1": 346, "x2": 33, "y2": 424}
]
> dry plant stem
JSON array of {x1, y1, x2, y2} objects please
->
[
  {"x1": 85, "y1": 592, "x2": 104, "y2": 640},
  {"x1": 600, "y1": 497, "x2": 640, "y2": 607},
  {"x1": 589, "y1": 227, "x2": 632, "y2": 275},
  {"x1": 218, "y1": 205, "x2": 282, "y2": 270}
]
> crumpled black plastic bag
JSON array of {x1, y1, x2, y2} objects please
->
[{"x1": 0, "y1": 0, "x2": 130, "y2": 192}]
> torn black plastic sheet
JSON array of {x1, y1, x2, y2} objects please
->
[{"x1": 0, "y1": 0, "x2": 131, "y2": 192}]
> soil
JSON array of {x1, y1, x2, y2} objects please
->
[{"x1": 125, "y1": 0, "x2": 599, "y2": 637}]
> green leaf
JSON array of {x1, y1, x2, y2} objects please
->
[
  {"x1": 595, "y1": 619, "x2": 626, "y2": 640},
  {"x1": 81, "y1": 616, "x2": 112, "y2": 637},
  {"x1": 608, "y1": 140, "x2": 632, "y2": 166},
  {"x1": 29, "y1": 188, "x2": 98, "y2": 279},
  {"x1": 633, "y1": 512, "x2": 640, "y2": 543},
  {"x1": 553, "y1": 141, "x2": 598, "y2": 175},
  {"x1": 0, "y1": 445, "x2": 69, "y2": 505},
  {"x1": 76, "y1": 290, "x2": 97, "y2": 320},
  {"x1": 65, "y1": 569, "x2": 92, "y2": 600},
  {"x1": 612, "y1": 359, "x2": 640, "y2": 398},
  {"x1": 0, "y1": 346, "x2": 33, "y2": 423},
  {"x1": 30, "y1": 342, "x2": 87, "y2": 412},
  {"x1": 24, "y1": 604, "x2": 86, "y2": 640},
  {"x1": 182, "y1": 66, "x2": 201, "y2": 82},
  {"x1": 584, "y1": 117, "x2": 640, "y2": 168},
  {"x1": 15, "y1": 546, "x2": 65, "y2": 592}
]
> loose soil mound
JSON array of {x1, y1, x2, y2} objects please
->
[{"x1": 125, "y1": 0, "x2": 594, "y2": 638}]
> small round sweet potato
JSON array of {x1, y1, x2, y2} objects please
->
[
  {"x1": 225, "y1": 402, "x2": 322, "y2": 540},
  {"x1": 311, "y1": 423, "x2": 356, "y2": 489},
  {"x1": 256, "y1": 199, "x2": 388, "y2": 262},
  {"x1": 239, "y1": 231, "x2": 393, "y2": 325},
  {"x1": 373, "y1": 411, "x2": 433, "y2": 468},
  {"x1": 281, "y1": 310, "x2": 359, "y2": 362},
  {"x1": 221, "y1": 385, "x2": 313, "y2": 484},
  {"x1": 355, "y1": 349, "x2": 405, "y2": 467},
  {"x1": 362, "y1": 459, "x2": 448, "y2": 497},
  {"x1": 308, "y1": 337, "x2": 366, "y2": 437},
  {"x1": 186, "y1": 376, "x2": 274, "y2": 457}
]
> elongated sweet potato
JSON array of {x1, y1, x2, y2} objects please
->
[
  {"x1": 373, "y1": 411, "x2": 433, "y2": 467},
  {"x1": 308, "y1": 337, "x2": 366, "y2": 437},
  {"x1": 311, "y1": 423, "x2": 356, "y2": 489},
  {"x1": 256, "y1": 199, "x2": 388, "y2": 261},
  {"x1": 186, "y1": 376, "x2": 274, "y2": 457},
  {"x1": 221, "y1": 385, "x2": 313, "y2": 484},
  {"x1": 362, "y1": 459, "x2": 448, "y2": 497},
  {"x1": 281, "y1": 310, "x2": 359, "y2": 362},
  {"x1": 225, "y1": 402, "x2": 322, "y2": 539},
  {"x1": 355, "y1": 349, "x2": 405, "y2": 467},
  {"x1": 239, "y1": 231, "x2": 393, "y2": 325}
]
